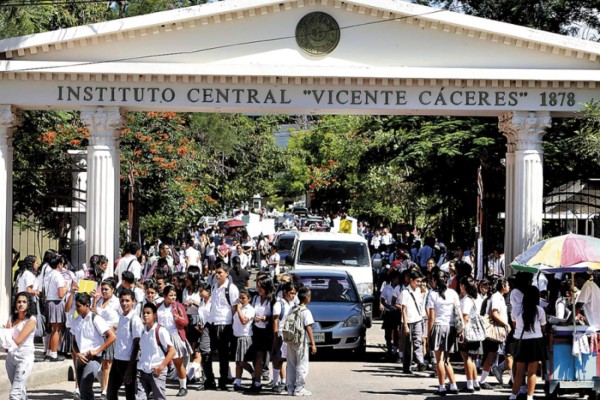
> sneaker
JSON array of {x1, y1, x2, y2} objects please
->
[
  {"x1": 233, "y1": 384, "x2": 243, "y2": 392},
  {"x1": 50, "y1": 355, "x2": 66, "y2": 362},
  {"x1": 492, "y1": 365, "x2": 504, "y2": 385},
  {"x1": 72, "y1": 389, "x2": 80, "y2": 400},
  {"x1": 273, "y1": 383, "x2": 286, "y2": 394},
  {"x1": 417, "y1": 363, "x2": 427, "y2": 372},
  {"x1": 176, "y1": 388, "x2": 188, "y2": 397},
  {"x1": 261, "y1": 371, "x2": 270, "y2": 381},
  {"x1": 294, "y1": 388, "x2": 313, "y2": 396},
  {"x1": 480, "y1": 382, "x2": 494, "y2": 390}
]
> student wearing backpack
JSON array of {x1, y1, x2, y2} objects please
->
[
  {"x1": 271, "y1": 281, "x2": 296, "y2": 394},
  {"x1": 71, "y1": 293, "x2": 117, "y2": 400},
  {"x1": 137, "y1": 302, "x2": 176, "y2": 400},
  {"x1": 106, "y1": 288, "x2": 143, "y2": 400},
  {"x1": 207, "y1": 263, "x2": 240, "y2": 391},
  {"x1": 284, "y1": 286, "x2": 316, "y2": 396}
]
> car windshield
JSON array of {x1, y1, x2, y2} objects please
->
[
  {"x1": 276, "y1": 236, "x2": 295, "y2": 251},
  {"x1": 297, "y1": 240, "x2": 369, "y2": 267},
  {"x1": 300, "y1": 277, "x2": 359, "y2": 303}
]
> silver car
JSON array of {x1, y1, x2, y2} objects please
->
[{"x1": 295, "y1": 269, "x2": 372, "y2": 354}]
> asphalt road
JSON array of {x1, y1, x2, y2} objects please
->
[{"x1": 24, "y1": 319, "x2": 549, "y2": 399}]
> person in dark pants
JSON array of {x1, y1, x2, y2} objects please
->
[
  {"x1": 208, "y1": 264, "x2": 239, "y2": 391},
  {"x1": 400, "y1": 269, "x2": 426, "y2": 374},
  {"x1": 71, "y1": 293, "x2": 116, "y2": 400},
  {"x1": 107, "y1": 289, "x2": 143, "y2": 400}
]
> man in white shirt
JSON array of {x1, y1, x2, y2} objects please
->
[
  {"x1": 268, "y1": 246, "x2": 281, "y2": 278},
  {"x1": 71, "y1": 293, "x2": 117, "y2": 400},
  {"x1": 575, "y1": 272, "x2": 600, "y2": 330},
  {"x1": 185, "y1": 239, "x2": 201, "y2": 270},
  {"x1": 114, "y1": 242, "x2": 142, "y2": 285},
  {"x1": 487, "y1": 246, "x2": 505, "y2": 277},
  {"x1": 400, "y1": 269, "x2": 426, "y2": 374},
  {"x1": 381, "y1": 228, "x2": 394, "y2": 253},
  {"x1": 107, "y1": 288, "x2": 143, "y2": 400},
  {"x1": 208, "y1": 264, "x2": 240, "y2": 390}
]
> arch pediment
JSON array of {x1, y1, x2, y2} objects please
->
[{"x1": 0, "y1": 0, "x2": 599, "y2": 115}]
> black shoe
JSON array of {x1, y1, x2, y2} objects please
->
[
  {"x1": 226, "y1": 377, "x2": 235, "y2": 384},
  {"x1": 480, "y1": 382, "x2": 494, "y2": 390},
  {"x1": 433, "y1": 390, "x2": 447, "y2": 396},
  {"x1": 402, "y1": 369, "x2": 413, "y2": 375},
  {"x1": 50, "y1": 355, "x2": 66, "y2": 362},
  {"x1": 474, "y1": 385, "x2": 481, "y2": 392},
  {"x1": 460, "y1": 387, "x2": 475, "y2": 394},
  {"x1": 447, "y1": 388, "x2": 459, "y2": 395},
  {"x1": 219, "y1": 384, "x2": 229, "y2": 391},
  {"x1": 246, "y1": 384, "x2": 262, "y2": 393},
  {"x1": 233, "y1": 384, "x2": 243, "y2": 392},
  {"x1": 203, "y1": 382, "x2": 217, "y2": 391},
  {"x1": 273, "y1": 383, "x2": 286, "y2": 394},
  {"x1": 417, "y1": 363, "x2": 427, "y2": 372},
  {"x1": 176, "y1": 388, "x2": 188, "y2": 397}
]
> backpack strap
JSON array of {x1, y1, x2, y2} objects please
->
[
  {"x1": 155, "y1": 323, "x2": 167, "y2": 355},
  {"x1": 125, "y1": 258, "x2": 135, "y2": 273}
]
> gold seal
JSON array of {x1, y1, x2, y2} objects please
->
[{"x1": 296, "y1": 12, "x2": 340, "y2": 56}]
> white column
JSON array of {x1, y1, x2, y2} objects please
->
[
  {"x1": 81, "y1": 107, "x2": 124, "y2": 277},
  {"x1": 0, "y1": 106, "x2": 18, "y2": 323},
  {"x1": 499, "y1": 111, "x2": 551, "y2": 263}
]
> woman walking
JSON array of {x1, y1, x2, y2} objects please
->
[
  {"x1": 459, "y1": 276, "x2": 483, "y2": 393},
  {"x1": 509, "y1": 286, "x2": 546, "y2": 400},
  {"x1": 426, "y1": 269, "x2": 460, "y2": 396},
  {"x1": 5, "y1": 292, "x2": 37, "y2": 400}
]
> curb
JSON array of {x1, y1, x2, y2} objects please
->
[{"x1": 0, "y1": 359, "x2": 72, "y2": 395}]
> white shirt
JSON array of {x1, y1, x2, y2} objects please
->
[
  {"x1": 426, "y1": 288, "x2": 460, "y2": 326},
  {"x1": 512, "y1": 305, "x2": 546, "y2": 339},
  {"x1": 488, "y1": 255, "x2": 505, "y2": 276},
  {"x1": 115, "y1": 254, "x2": 142, "y2": 283},
  {"x1": 138, "y1": 323, "x2": 173, "y2": 374},
  {"x1": 183, "y1": 288, "x2": 201, "y2": 316},
  {"x1": 185, "y1": 247, "x2": 201, "y2": 266},
  {"x1": 461, "y1": 295, "x2": 480, "y2": 319},
  {"x1": 157, "y1": 303, "x2": 178, "y2": 335},
  {"x1": 488, "y1": 292, "x2": 508, "y2": 324},
  {"x1": 37, "y1": 263, "x2": 52, "y2": 296},
  {"x1": 577, "y1": 280, "x2": 600, "y2": 330},
  {"x1": 272, "y1": 298, "x2": 295, "y2": 335},
  {"x1": 71, "y1": 312, "x2": 110, "y2": 355},
  {"x1": 401, "y1": 285, "x2": 424, "y2": 324},
  {"x1": 208, "y1": 281, "x2": 239, "y2": 325},
  {"x1": 96, "y1": 296, "x2": 121, "y2": 329},
  {"x1": 380, "y1": 282, "x2": 394, "y2": 307},
  {"x1": 239, "y1": 253, "x2": 250, "y2": 270},
  {"x1": 198, "y1": 297, "x2": 211, "y2": 327},
  {"x1": 252, "y1": 296, "x2": 272, "y2": 329},
  {"x1": 510, "y1": 288, "x2": 524, "y2": 317},
  {"x1": 371, "y1": 236, "x2": 381, "y2": 250},
  {"x1": 17, "y1": 270, "x2": 37, "y2": 293},
  {"x1": 113, "y1": 311, "x2": 143, "y2": 361},
  {"x1": 299, "y1": 306, "x2": 315, "y2": 344},
  {"x1": 381, "y1": 233, "x2": 393, "y2": 245},
  {"x1": 11, "y1": 315, "x2": 36, "y2": 354},
  {"x1": 233, "y1": 304, "x2": 255, "y2": 337},
  {"x1": 45, "y1": 269, "x2": 66, "y2": 301}
]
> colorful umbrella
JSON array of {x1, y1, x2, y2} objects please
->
[
  {"x1": 510, "y1": 233, "x2": 600, "y2": 273},
  {"x1": 225, "y1": 219, "x2": 246, "y2": 228}
]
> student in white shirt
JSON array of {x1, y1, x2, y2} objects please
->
[
  {"x1": 71, "y1": 293, "x2": 117, "y2": 400},
  {"x1": 15, "y1": 256, "x2": 39, "y2": 297},
  {"x1": 207, "y1": 263, "x2": 240, "y2": 391},
  {"x1": 509, "y1": 286, "x2": 546, "y2": 400},
  {"x1": 185, "y1": 238, "x2": 201, "y2": 270},
  {"x1": 5, "y1": 292, "x2": 37, "y2": 400},
  {"x1": 233, "y1": 288, "x2": 256, "y2": 391},
  {"x1": 106, "y1": 288, "x2": 143, "y2": 400},
  {"x1": 271, "y1": 281, "x2": 296, "y2": 394},
  {"x1": 400, "y1": 269, "x2": 426, "y2": 374},
  {"x1": 114, "y1": 242, "x2": 142, "y2": 285},
  {"x1": 137, "y1": 302, "x2": 176, "y2": 400},
  {"x1": 267, "y1": 246, "x2": 281, "y2": 278},
  {"x1": 45, "y1": 254, "x2": 68, "y2": 362}
]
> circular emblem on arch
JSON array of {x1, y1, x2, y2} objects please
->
[{"x1": 295, "y1": 12, "x2": 340, "y2": 56}]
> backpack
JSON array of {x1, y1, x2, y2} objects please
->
[
  {"x1": 211, "y1": 279, "x2": 233, "y2": 306},
  {"x1": 281, "y1": 305, "x2": 306, "y2": 346}
]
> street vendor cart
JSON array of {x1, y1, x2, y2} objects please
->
[{"x1": 545, "y1": 325, "x2": 600, "y2": 400}]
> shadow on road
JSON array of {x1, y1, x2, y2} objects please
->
[{"x1": 27, "y1": 388, "x2": 74, "y2": 399}]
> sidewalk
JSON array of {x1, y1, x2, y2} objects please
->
[{"x1": 0, "y1": 342, "x2": 73, "y2": 396}]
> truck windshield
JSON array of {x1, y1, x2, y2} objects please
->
[{"x1": 297, "y1": 240, "x2": 369, "y2": 267}]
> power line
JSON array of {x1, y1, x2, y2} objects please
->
[{"x1": 2, "y1": 8, "x2": 445, "y2": 73}]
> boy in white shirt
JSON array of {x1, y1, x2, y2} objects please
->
[
  {"x1": 136, "y1": 302, "x2": 176, "y2": 400},
  {"x1": 233, "y1": 289, "x2": 256, "y2": 391},
  {"x1": 285, "y1": 286, "x2": 317, "y2": 396}
]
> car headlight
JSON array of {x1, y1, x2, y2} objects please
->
[
  {"x1": 356, "y1": 283, "x2": 373, "y2": 296},
  {"x1": 343, "y1": 314, "x2": 363, "y2": 327}
]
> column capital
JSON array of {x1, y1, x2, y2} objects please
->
[
  {"x1": 498, "y1": 111, "x2": 551, "y2": 152},
  {"x1": 80, "y1": 107, "x2": 125, "y2": 146}
]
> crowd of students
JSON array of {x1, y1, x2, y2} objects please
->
[
  {"x1": 378, "y1": 250, "x2": 600, "y2": 400},
  {"x1": 6, "y1": 240, "x2": 318, "y2": 400}
]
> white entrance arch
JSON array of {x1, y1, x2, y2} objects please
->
[{"x1": 1, "y1": 0, "x2": 600, "y2": 320}]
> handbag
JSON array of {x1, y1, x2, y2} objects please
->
[
  {"x1": 483, "y1": 314, "x2": 508, "y2": 343},
  {"x1": 34, "y1": 299, "x2": 47, "y2": 338},
  {"x1": 464, "y1": 298, "x2": 486, "y2": 342}
]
